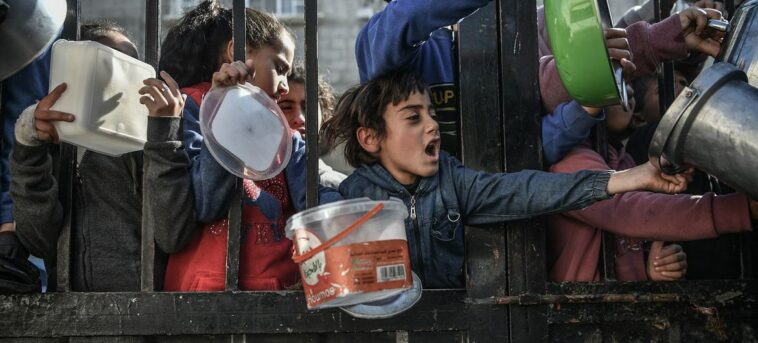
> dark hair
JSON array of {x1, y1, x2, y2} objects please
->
[
  {"x1": 159, "y1": 0, "x2": 293, "y2": 88},
  {"x1": 80, "y1": 20, "x2": 139, "y2": 58},
  {"x1": 319, "y1": 71, "x2": 428, "y2": 167},
  {"x1": 287, "y1": 62, "x2": 336, "y2": 122}
]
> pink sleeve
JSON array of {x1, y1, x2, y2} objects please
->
[
  {"x1": 539, "y1": 56, "x2": 571, "y2": 113},
  {"x1": 550, "y1": 148, "x2": 753, "y2": 241},
  {"x1": 626, "y1": 15, "x2": 689, "y2": 77}
]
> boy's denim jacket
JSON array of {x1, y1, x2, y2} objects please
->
[{"x1": 339, "y1": 151, "x2": 612, "y2": 289}]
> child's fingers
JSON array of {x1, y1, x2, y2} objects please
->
[
  {"x1": 159, "y1": 71, "x2": 181, "y2": 97},
  {"x1": 655, "y1": 259, "x2": 687, "y2": 272},
  {"x1": 604, "y1": 27, "x2": 627, "y2": 39},
  {"x1": 38, "y1": 83, "x2": 68, "y2": 110},
  {"x1": 35, "y1": 120, "x2": 59, "y2": 143},
  {"x1": 35, "y1": 109, "x2": 75, "y2": 122},
  {"x1": 608, "y1": 48, "x2": 632, "y2": 61},
  {"x1": 143, "y1": 85, "x2": 169, "y2": 107},
  {"x1": 231, "y1": 61, "x2": 249, "y2": 84},
  {"x1": 659, "y1": 267, "x2": 687, "y2": 279},
  {"x1": 605, "y1": 37, "x2": 630, "y2": 50}
]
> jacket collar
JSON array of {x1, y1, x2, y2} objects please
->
[{"x1": 353, "y1": 161, "x2": 436, "y2": 197}]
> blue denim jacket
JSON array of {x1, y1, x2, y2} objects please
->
[{"x1": 339, "y1": 151, "x2": 612, "y2": 289}]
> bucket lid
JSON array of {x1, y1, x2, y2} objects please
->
[
  {"x1": 200, "y1": 83, "x2": 292, "y2": 180},
  {"x1": 339, "y1": 271, "x2": 423, "y2": 319},
  {"x1": 285, "y1": 198, "x2": 408, "y2": 240}
]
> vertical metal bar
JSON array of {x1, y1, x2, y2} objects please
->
[
  {"x1": 141, "y1": 0, "x2": 161, "y2": 292},
  {"x1": 595, "y1": 120, "x2": 617, "y2": 281},
  {"x1": 498, "y1": 0, "x2": 548, "y2": 341},
  {"x1": 655, "y1": 0, "x2": 676, "y2": 114},
  {"x1": 55, "y1": 0, "x2": 81, "y2": 293},
  {"x1": 304, "y1": 0, "x2": 319, "y2": 209},
  {"x1": 225, "y1": 0, "x2": 246, "y2": 292},
  {"x1": 725, "y1": 0, "x2": 735, "y2": 20},
  {"x1": 145, "y1": 0, "x2": 161, "y2": 69},
  {"x1": 458, "y1": 2, "x2": 509, "y2": 342}
]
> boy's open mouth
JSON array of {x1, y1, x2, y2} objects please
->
[{"x1": 425, "y1": 138, "x2": 440, "y2": 157}]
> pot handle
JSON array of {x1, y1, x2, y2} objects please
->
[
  {"x1": 292, "y1": 203, "x2": 384, "y2": 264},
  {"x1": 648, "y1": 87, "x2": 700, "y2": 175}
]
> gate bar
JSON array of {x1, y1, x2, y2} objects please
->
[
  {"x1": 225, "y1": 0, "x2": 246, "y2": 291},
  {"x1": 140, "y1": 0, "x2": 161, "y2": 292},
  {"x1": 304, "y1": 0, "x2": 319, "y2": 209},
  {"x1": 55, "y1": 0, "x2": 81, "y2": 293},
  {"x1": 655, "y1": 0, "x2": 676, "y2": 114}
]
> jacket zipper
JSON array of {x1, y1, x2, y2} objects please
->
[{"x1": 409, "y1": 194, "x2": 424, "y2": 280}]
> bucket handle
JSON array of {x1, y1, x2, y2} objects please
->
[
  {"x1": 292, "y1": 203, "x2": 385, "y2": 264},
  {"x1": 648, "y1": 87, "x2": 700, "y2": 174}
]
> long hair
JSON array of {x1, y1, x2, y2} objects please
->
[{"x1": 159, "y1": 0, "x2": 293, "y2": 88}]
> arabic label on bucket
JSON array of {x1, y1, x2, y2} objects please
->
[{"x1": 294, "y1": 232, "x2": 413, "y2": 309}]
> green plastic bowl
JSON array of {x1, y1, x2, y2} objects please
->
[{"x1": 544, "y1": 0, "x2": 625, "y2": 108}]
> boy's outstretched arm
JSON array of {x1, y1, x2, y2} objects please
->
[
  {"x1": 551, "y1": 147, "x2": 751, "y2": 241},
  {"x1": 449, "y1": 153, "x2": 691, "y2": 226},
  {"x1": 356, "y1": 0, "x2": 491, "y2": 82}
]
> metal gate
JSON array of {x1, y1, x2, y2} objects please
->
[{"x1": 0, "y1": 0, "x2": 755, "y2": 341}]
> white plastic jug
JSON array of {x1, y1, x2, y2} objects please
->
[{"x1": 49, "y1": 39, "x2": 154, "y2": 156}]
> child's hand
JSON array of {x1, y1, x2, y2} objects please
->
[
  {"x1": 692, "y1": 0, "x2": 725, "y2": 17},
  {"x1": 647, "y1": 241, "x2": 687, "y2": 281},
  {"x1": 139, "y1": 71, "x2": 185, "y2": 117},
  {"x1": 604, "y1": 28, "x2": 637, "y2": 81},
  {"x1": 212, "y1": 59, "x2": 256, "y2": 88},
  {"x1": 606, "y1": 162, "x2": 692, "y2": 195},
  {"x1": 33, "y1": 83, "x2": 75, "y2": 143},
  {"x1": 679, "y1": 7, "x2": 725, "y2": 57}
]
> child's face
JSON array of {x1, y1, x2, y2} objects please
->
[
  {"x1": 376, "y1": 91, "x2": 440, "y2": 185},
  {"x1": 246, "y1": 31, "x2": 295, "y2": 101},
  {"x1": 277, "y1": 81, "x2": 309, "y2": 135},
  {"x1": 640, "y1": 71, "x2": 688, "y2": 123}
]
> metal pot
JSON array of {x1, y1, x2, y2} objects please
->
[
  {"x1": 719, "y1": 0, "x2": 758, "y2": 85},
  {"x1": 0, "y1": 0, "x2": 66, "y2": 80},
  {"x1": 544, "y1": 0, "x2": 628, "y2": 109},
  {"x1": 649, "y1": 62, "x2": 758, "y2": 198}
]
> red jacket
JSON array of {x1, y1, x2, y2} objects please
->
[
  {"x1": 163, "y1": 83, "x2": 299, "y2": 291},
  {"x1": 547, "y1": 142, "x2": 752, "y2": 282}
]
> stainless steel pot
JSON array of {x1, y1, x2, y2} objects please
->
[
  {"x1": 649, "y1": 62, "x2": 758, "y2": 198},
  {"x1": 0, "y1": 0, "x2": 66, "y2": 80}
]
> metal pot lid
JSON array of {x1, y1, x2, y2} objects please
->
[
  {"x1": 0, "y1": 0, "x2": 66, "y2": 80},
  {"x1": 544, "y1": 0, "x2": 628, "y2": 109},
  {"x1": 339, "y1": 271, "x2": 422, "y2": 319}
]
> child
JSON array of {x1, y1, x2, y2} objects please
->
[
  {"x1": 159, "y1": 1, "x2": 340, "y2": 291},
  {"x1": 321, "y1": 71, "x2": 691, "y2": 289},
  {"x1": 10, "y1": 22, "x2": 193, "y2": 291},
  {"x1": 276, "y1": 64, "x2": 347, "y2": 188},
  {"x1": 546, "y1": 95, "x2": 757, "y2": 282}
]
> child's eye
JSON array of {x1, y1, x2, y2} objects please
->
[{"x1": 407, "y1": 114, "x2": 421, "y2": 121}]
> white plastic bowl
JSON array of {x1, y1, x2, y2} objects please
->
[
  {"x1": 200, "y1": 83, "x2": 292, "y2": 180},
  {"x1": 49, "y1": 39, "x2": 154, "y2": 156}
]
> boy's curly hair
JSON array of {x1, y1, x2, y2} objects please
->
[
  {"x1": 287, "y1": 63, "x2": 336, "y2": 121},
  {"x1": 159, "y1": 0, "x2": 293, "y2": 88},
  {"x1": 319, "y1": 71, "x2": 428, "y2": 167}
]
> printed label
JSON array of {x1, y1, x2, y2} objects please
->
[{"x1": 295, "y1": 238, "x2": 412, "y2": 309}]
